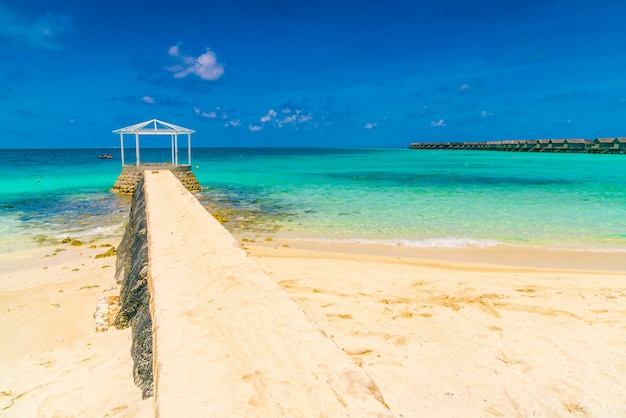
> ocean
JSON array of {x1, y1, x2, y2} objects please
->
[{"x1": 1, "y1": 148, "x2": 625, "y2": 256}]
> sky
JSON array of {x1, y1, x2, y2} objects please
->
[{"x1": 1, "y1": 0, "x2": 626, "y2": 148}]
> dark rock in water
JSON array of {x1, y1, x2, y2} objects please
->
[
  {"x1": 111, "y1": 166, "x2": 201, "y2": 194},
  {"x1": 95, "y1": 247, "x2": 116, "y2": 258},
  {"x1": 110, "y1": 172, "x2": 143, "y2": 195},
  {"x1": 114, "y1": 178, "x2": 154, "y2": 398}
]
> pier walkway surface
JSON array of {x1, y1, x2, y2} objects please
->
[{"x1": 142, "y1": 170, "x2": 392, "y2": 416}]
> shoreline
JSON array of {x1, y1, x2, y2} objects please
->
[{"x1": 238, "y1": 235, "x2": 626, "y2": 273}]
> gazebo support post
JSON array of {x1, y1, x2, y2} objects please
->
[
  {"x1": 187, "y1": 133, "x2": 191, "y2": 167},
  {"x1": 171, "y1": 135, "x2": 175, "y2": 165},
  {"x1": 135, "y1": 133, "x2": 141, "y2": 167},
  {"x1": 119, "y1": 133, "x2": 125, "y2": 166},
  {"x1": 174, "y1": 134, "x2": 179, "y2": 166}
]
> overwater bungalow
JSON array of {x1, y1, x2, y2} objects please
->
[
  {"x1": 528, "y1": 139, "x2": 546, "y2": 152},
  {"x1": 519, "y1": 139, "x2": 537, "y2": 151},
  {"x1": 590, "y1": 138, "x2": 616, "y2": 153},
  {"x1": 548, "y1": 139, "x2": 566, "y2": 152},
  {"x1": 535, "y1": 139, "x2": 550, "y2": 152},
  {"x1": 500, "y1": 140, "x2": 515, "y2": 151},
  {"x1": 518, "y1": 140, "x2": 531, "y2": 151},
  {"x1": 485, "y1": 141, "x2": 500, "y2": 150},
  {"x1": 603, "y1": 137, "x2": 626, "y2": 153},
  {"x1": 407, "y1": 136, "x2": 624, "y2": 153},
  {"x1": 562, "y1": 138, "x2": 587, "y2": 152}
]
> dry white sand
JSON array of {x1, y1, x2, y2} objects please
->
[
  {"x1": 2, "y1": 230, "x2": 625, "y2": 417},
  {"x1": 0, "y1": 242, "x2": 153, "y2": 417},
  {"x1": 245, "y1": 240, "x2": 626, "y2": 417}
]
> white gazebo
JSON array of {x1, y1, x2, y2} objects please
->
[{"x1": 113, "y1": 119, "x2": 195, "y2": 167}]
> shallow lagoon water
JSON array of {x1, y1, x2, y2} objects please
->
[
  {"x1": 193, "y1": 148, "x2": 626, "y2": 250},
  {"x1": 1, "y1": 147, "x2": 625, "y2": 255}
]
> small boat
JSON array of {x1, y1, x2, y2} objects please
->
[{"x1": 99, "y1": 153, "x2": 113, "y2": 159}]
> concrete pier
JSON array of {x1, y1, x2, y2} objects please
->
[{"x1": 115, "y1": 170, "x2": 392, "y2": 416}]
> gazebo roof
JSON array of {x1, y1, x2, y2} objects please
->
[{"x1": 113, "y1": 119, "x2": 195, "y2": 135}]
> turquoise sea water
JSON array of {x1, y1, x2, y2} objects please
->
[
  {"x1": 1, "y1": 148, "x2": 625, "y2": 256},
  {"x1": 0, "y1": 149, "x2": 129, "y2": 255}
]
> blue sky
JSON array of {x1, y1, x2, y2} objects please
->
[{"x1": 1, "y1": 0, "x2": 626, "y2": 148}]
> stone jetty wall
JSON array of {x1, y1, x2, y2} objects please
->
[
  {"x1": 114, "y1": 176, "x2": 153, "y2": 398},
  {"x1": 110, "y1": 165, "x2": 201, "y2": 194}
]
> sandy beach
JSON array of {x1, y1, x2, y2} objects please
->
[
  {"x1": 0, "y1": 241, "x2": 153, "y2": 417},
  {"x1": 245, "y1": 239, "x2": 626, "y2": 417},
  {"x1": 2, "y1": 232, "x2": 625, "y2": 416}
]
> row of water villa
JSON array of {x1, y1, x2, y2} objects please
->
[{"x1": 409, "y1": 137, "x2": 626, "y2": 153}]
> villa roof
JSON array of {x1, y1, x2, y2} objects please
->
[
  {"x1": 595, "y1": 137, "x2": 616, "y2": 143},
  {"x1": 113, "y1": 119, "x2": 195, "y2": 135}
]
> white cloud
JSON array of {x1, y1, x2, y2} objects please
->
[
  {"x1": 430, "y1": 119, "x2": 446, "y2": 127},
  {"x1": 256, "y1": 106, "x2": 314, "y2": 129},
  {"x1": 194, "y1": 107, "x2": 218, "y2": 118},
  {"x1": 481, "y1": 110, "x2": 493, "y2": 118},
  {"x1": 167, "y1": 47, "x2": 224, "y2": 81},
  {"x1": 298, "y1": 114, "x2": 312, "y2": 123},
  {"x1": 457, "y1": 80, "x2": 488, "y2": 96},
  {"x1": 141, "y1": 96, "x2": 155, "y2": 104},
  {"x1": 248, "y1": 125, "x2": 262, "y2": 131},
  {"x1": 281, "y1": 115, "x2": 296, "y2": 124},
  {"x1": 168, "y1": 45, "x2": 180, "y2": 57},
  {"x1": 363, "y1": 122, "x2": 377, "y2": 130},
  {"x1": 276, "y1": 112, "x2": 313, "y2": 127},
  {"x1": 0, "y1": 4, "x2": 73, "y2": 51},
  {"x1": 225, "y1": 119, "x2": 241, "y2": 127},
  {"x1": 260, "y1": 109, "x2": 277, "y2": 123}
]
